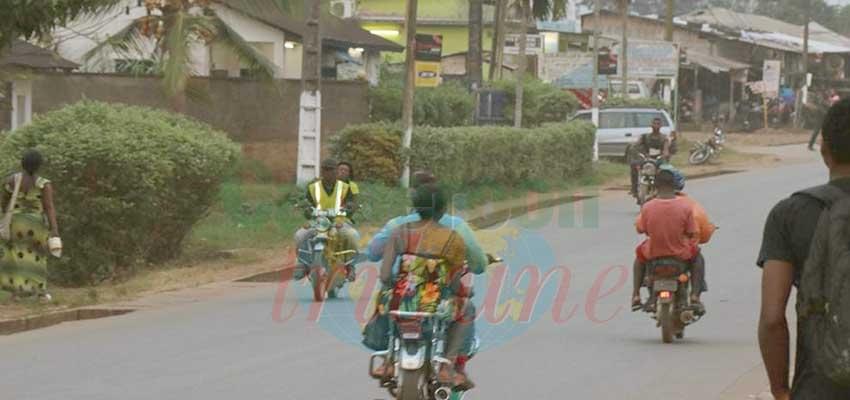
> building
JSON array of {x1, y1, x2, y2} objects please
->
[
  {"x1": 49, "y1": 0, "x2": 402, "y2": 84},
  {"x1": 0, "y1": 40, "x2": 79, "y2": 131}
]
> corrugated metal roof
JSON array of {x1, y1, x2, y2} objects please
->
[
  {"x1": 684, "y1": 50, "x2": 750, "y2": 73},
  {"x1": 0, "y1": 40, "x2": 79, "y2": 70},
  {"x1": 682, "y1": 7, "x2": 850, "y2": 54}
]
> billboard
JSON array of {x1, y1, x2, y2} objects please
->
[{"x1": 619, "y1": 40, "x2": 678, "y2": 78}]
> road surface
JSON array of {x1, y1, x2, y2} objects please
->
[{"x1": 0, "y1": 150, "x2": 824, "y2": 400}]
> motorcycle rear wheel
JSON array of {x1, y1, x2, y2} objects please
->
[
  {"x1": 688, "y1": 147, "x2": 711, "y2": 165},
  {"x1": 397, "y1": 368, "x2": 426, "y2": 400},
  {"x1": 659, "y1": 303, "x2": 675, "y2": 344}
]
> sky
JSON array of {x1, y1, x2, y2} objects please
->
[{"x1": 826, "y1": 0, "x2": 850, "y2": 5}]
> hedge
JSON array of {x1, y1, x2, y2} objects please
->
[
  {"x1": 493, "y1": 78, "x2": 581, "y2": 127},
  {"x1": 0, "y1": 101, "x2": 240, "y2": 285},
  {"x1": 368, "y1": 79, "x2": 474, "y2": 127},
  {"x1": 331, "y1": 121, "x2": 595, "y2": 187}
]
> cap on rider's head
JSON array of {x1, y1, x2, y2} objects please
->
[{"x1": 659, "y1": 163, "x2": 686, "y2": 191}]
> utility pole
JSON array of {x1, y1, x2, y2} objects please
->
[
  {"x1": 621, "y1": 0, "x2": 629, "y2": 98},
  {"x1": 591, "y1": 0, "x2": 601, "y2": 162},
  {"x1": 514, "y1": 0, "x2": 529, "y2": 128},
  {"x1": 400, "y1": 0, "x2": 418, "y2": 188},
  {"x1": 489, "y1": 0, "x2": 507, "y2": 81},
  {"x1": 468, "y1": 0, "x2": 483, "y2": 124},
  {"x1": 296, "y1": 0, "x2": 322, "y2": 185},
  {"x1": 665, "y1": 0, "x2": 674, "y2": 42}
]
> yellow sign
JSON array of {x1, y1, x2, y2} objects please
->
[{"x1": 415, "y1": 61, "x2": 441, "y2": 87}]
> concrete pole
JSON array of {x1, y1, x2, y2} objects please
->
[{"x1": 400, "y1": 0, "x2": 418, "y2": 188}]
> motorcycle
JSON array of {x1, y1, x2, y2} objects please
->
[
  {"x1": 641, "y1": 258, "x2": 703, "y2": 343},
  {"x1": 369, "y1": 254, "x2": 502, "y2": 400},
  {"x1": 688, "y1": 116, "x2": 726, "y2": 165},
  {"x1": 299, "y1": 207, "x2": 361, "y2": 302},
  {"x1": 633, "y1": 152, "x2": 663, "y2": 206}
]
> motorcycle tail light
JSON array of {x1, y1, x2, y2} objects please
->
[{"x1": 659, "y1": 291, "x2": 672, "y2": 299}]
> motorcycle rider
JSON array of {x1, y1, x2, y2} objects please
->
[
  {"x1": 293, "y1": 158, "x2": 360, "y2": 281},
  {"x1": 336, "y1": 161, "x2": 361, "y2": 221},
  {"x1": 629, "y1": 117, "x2": 672, "y2": 197},
  {"x1": 631, "y1": 167, "x2": 706, "y2": 313},
  {"x1": 368, "y1": 177, "x2": 486, "y2": 390}
]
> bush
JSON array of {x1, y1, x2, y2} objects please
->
[
  {"x1": 0, "y1": 101, "x2": 240, "y2": 285},
  {"x1": 368, "y1": 79, "x2": 474, "y2": 127},
  {"x1": 603, "y1": 96, "x2": 670, "y2": 112},
  {"x1": 330, "y1": 122, "x2": 404, "y2": 186},
  {"x1": 331, "y1": 121, "x2": 595, "y2": 187},
  {"x1": 493, "y1": 78, "x2": 580, "y2": 127}
]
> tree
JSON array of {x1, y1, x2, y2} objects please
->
[
  {"x1": 0, "y1": 0, "x2": 125, "y2": 52},
  {"x1": 468, "y1": 0, "x2": 484, "y2": 90},
  {"x1": 84, "y1": 0, "x2": 288, "y2": 112}
]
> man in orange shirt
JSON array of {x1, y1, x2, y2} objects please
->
[{"x1": 631, "y1": 167, "x2": 708, "y2": 313}]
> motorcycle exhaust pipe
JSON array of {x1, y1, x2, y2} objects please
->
[{"x1": 434, "y1": 386, "x2": 453, "y2": 400}]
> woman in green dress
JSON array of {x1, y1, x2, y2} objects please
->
[{"x1": 1, "y1": 150, "x2": 60, "y2": 301}]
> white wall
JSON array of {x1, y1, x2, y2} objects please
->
[
  {"x1": 10, "y1": 80, "x2": 32, "y2": 130},
  {"x1": 52, "y1": 0, "x2": 157, "y2": 73},
  {"x1": 211, "y1": 4, "x2": 285, "y2": 78},
  {"x1": 51, "y1": 1, "x2": 285, "y2": 78}
]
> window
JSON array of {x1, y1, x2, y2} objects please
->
[
  {"x1": 599, "y1": 112, "x2": 630, "y2": 129},
  {"x1": 611, "y1": 83, "x2": 641, "y2": 94},
  {"x1": 633, "y1": 112, "x2": 670, "y2": 128},
  {"x1": 572, "y1": 113, "x2": 592, "y2": 122}
]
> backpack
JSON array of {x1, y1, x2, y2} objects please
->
[{"x1": 796, "y1": 184, "x2": 850, "y2": 386}]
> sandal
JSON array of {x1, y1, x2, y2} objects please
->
[
  {"x1": 438, "y1": 365, "x2": 474, "y2": 390},
  {"x1": 631, "y1": 296, "x2": 643, "y2": 312},
  {"x1": 690, "y1": 297, "x2": 706, "y2": 315}
]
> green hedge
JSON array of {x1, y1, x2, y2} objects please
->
[
  {"x1": 368, "y1": 79, "x2": 474, "y2": 127},
  {"x1": 493, "y1": 78, "x2": 581, "y2": 127},
  {"x1": 330, "y1": 122, "x2": 403, "y2": 186},
  {"x1": 0, "y1": 101, "x2": 240, "y2": 285},
  {"x1": 332, "y1": 121, "x2": 595, "y2": 187}
]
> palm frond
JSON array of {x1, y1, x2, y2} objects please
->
[
  {"x1": 82, "y1": 19, "x2": 152, "y2": 70},
  {"x1": 209, "y1": 15, "x2": 278, "y2": 81}
]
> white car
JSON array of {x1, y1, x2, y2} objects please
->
[
  {"x1": 571, "y1": 108, "x2": 676, "y2": 158},
  {"x1": 608, "y1": 80, "x2": 651, "y2": 100}
]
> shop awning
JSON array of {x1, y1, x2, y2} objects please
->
[{"x1": 684, "y1": 51, "x2": 750, "y2": 74}]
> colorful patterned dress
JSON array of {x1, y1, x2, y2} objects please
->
[{"x1": 0, "y1": 175, "x2": 51, "y2": 295}]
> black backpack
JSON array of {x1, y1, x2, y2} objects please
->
[{"x1": 796, "y1": 184, "x2": 850, "y2": 386}]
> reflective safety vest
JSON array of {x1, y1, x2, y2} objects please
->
[{"x1": 308, "y1": 180, "x2": 350, "y2": 212}]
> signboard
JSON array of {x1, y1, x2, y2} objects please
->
[
  {"x1": 618, "y1": 40, "x2": 678, "y2": 78},
  {"x1": 504, "y1": 34, "x2": 544, "y2": 55},
  {"x1": 415, "y1": 34, "x2": 442, "y2": 87},
  {"x1": 414, "y1": 34, "x2": 442, "y2": 62},
  {"x1": 763, "y1": 60, "x2": 781, "y2": 97},
  {"x1": 542, "y1": 53, "x2": 594, "y2": 82},
  {"x1": 597, "y1": 47, "x2": 618, "y2": 76},
  {"x1": 746, "y1": 80, "x2": 767, "y2": 94},
  {"x1": 415, "y1": 61, "x2": 441, "y2": 87}
]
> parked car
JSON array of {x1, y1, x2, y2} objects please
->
[
  {"x1": 608, "y1": 80, "x2": 651, "y2": 100},
  {"x1": 570, "y1": 108, "x2": 676, "y2": 158}
]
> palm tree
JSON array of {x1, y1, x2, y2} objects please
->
[
  {"x1": 513, "y1": 0, "x2": 568, "y2": 127},
  {"x1": 84, "y1": 0, "x2": 288, "y2": 112}
]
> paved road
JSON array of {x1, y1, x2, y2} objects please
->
[{"x1": 0, "y1": 149, "x2": 825, "y2": 400}]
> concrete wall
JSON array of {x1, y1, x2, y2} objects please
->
[{"x1": 23, "y1": 73, "x2": 369, "y2": 182}]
